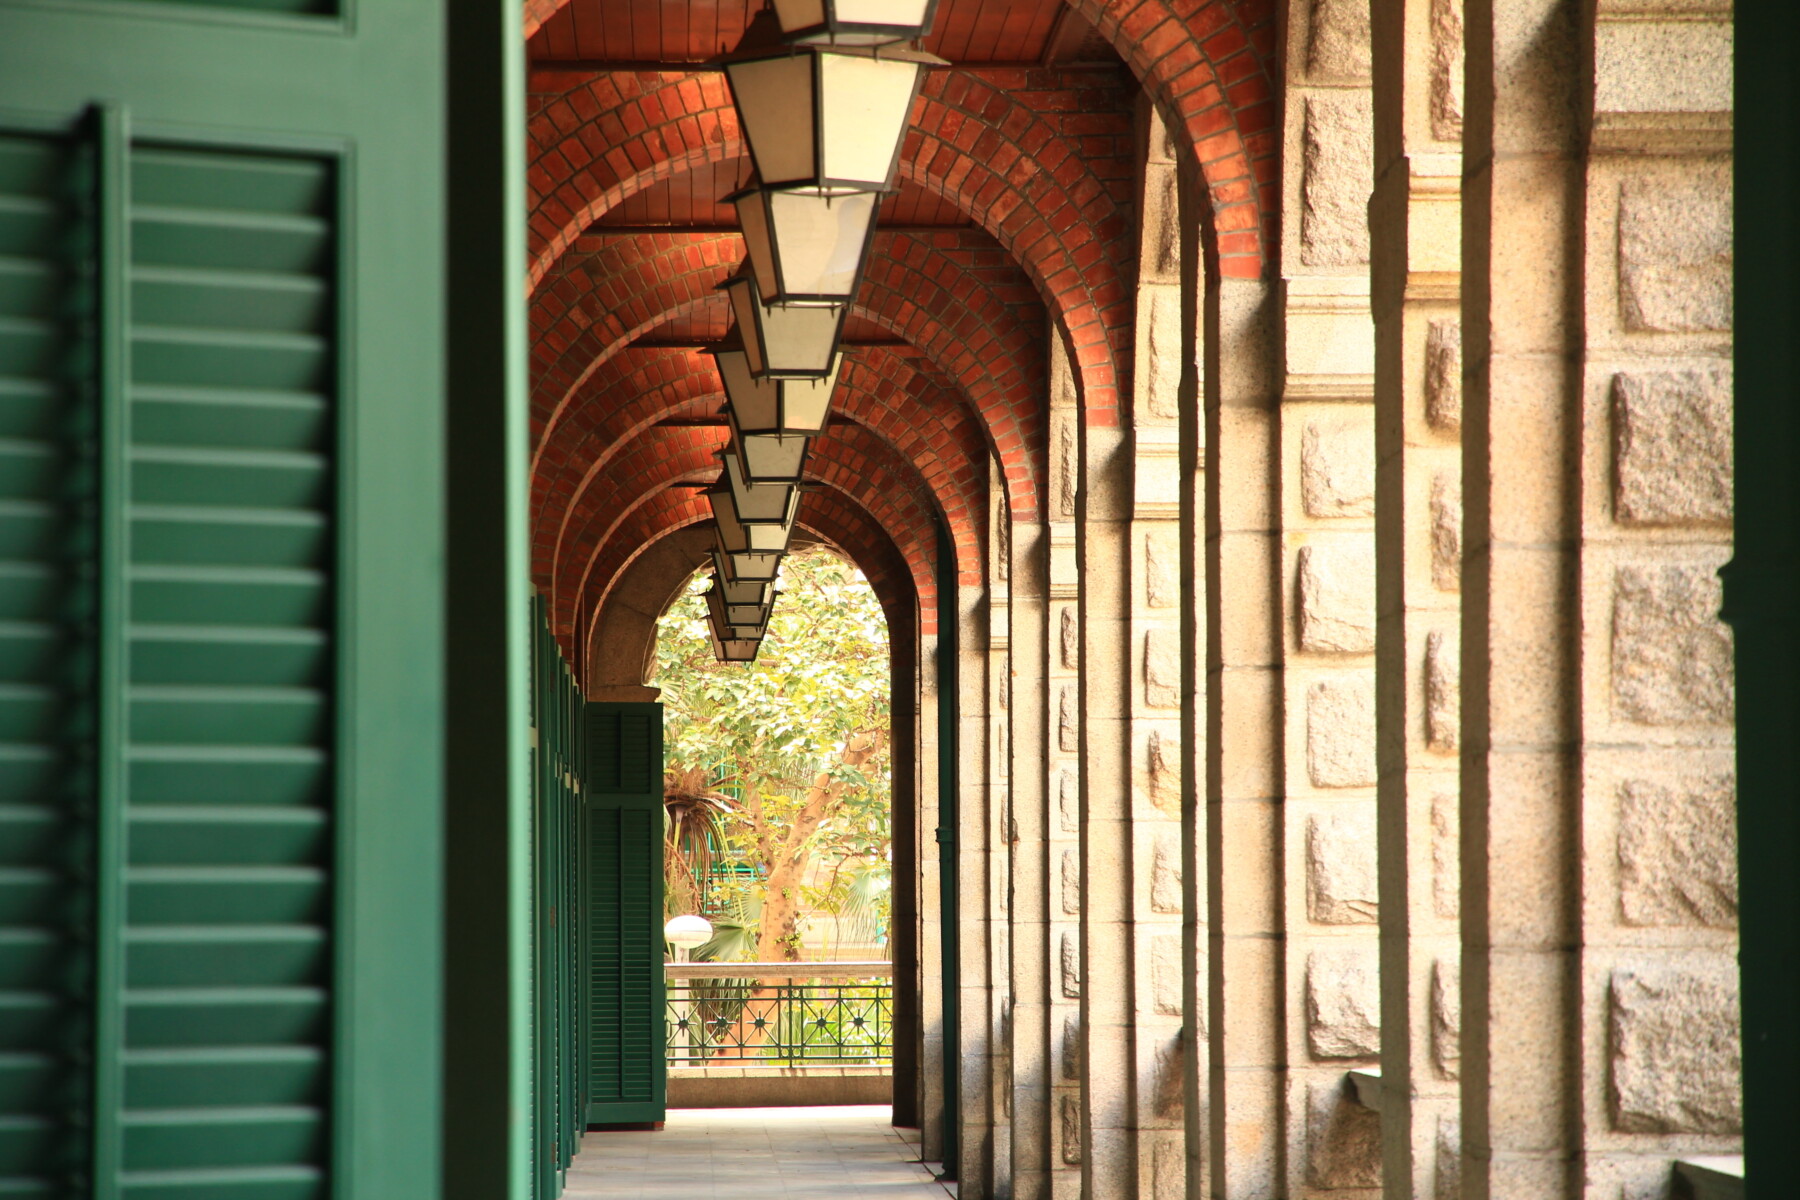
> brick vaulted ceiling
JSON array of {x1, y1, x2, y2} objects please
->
[{"x1": 523, "y1": 0, "x2": 1277, "y2": 672}]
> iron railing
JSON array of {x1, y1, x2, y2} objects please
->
[{"x1": 665, "y1": 961, "x2": 893, "y2": 1068}]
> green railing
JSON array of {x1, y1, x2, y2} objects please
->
[{"x1": 665, "y1": 962, "x2": 893, "y2": 1068}]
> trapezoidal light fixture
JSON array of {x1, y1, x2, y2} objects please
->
[
  {"x1": 708, "y1": 477, "x2": 798, "y2": 555},
  {"x1": 729, "y1": 181, "x2": 880, "y2": 306},
  {"x1": 714, "y1": 573, "x2": 775, "y2": 609},
  {"x1": 712, "y1": 541, "x2": 783, "y2": 586},
  {"x1": 705, "y1": 581, "x2": 776, "y2": 636},
  {"x1": 709, "y1": 629, "x2": 763, "y2": 663},
  {"x1": 722, "y1": 267, "x2": 846, "y2": 380},
  {"x1": 720, "y1": 449, "x2": 802, "y2": 526},
  {"x1": 722, "y1": 10, "x2": 946, "y2": 194},
  {"x1": 770, "y1": 0, "x2": 941, "y2": 46}
]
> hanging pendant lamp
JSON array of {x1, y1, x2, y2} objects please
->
[
  {"x1": 770, "y1": 0, "x2": 940, "y2": 46},
  {"x1": 709, "y1": 630, "x2": 763, "y2": 663},
  {"x1": 721, "y1": 449, "x2": 802, "y2": 527},
  {"x1": 708, "y1": 475, "x2": 798, "y2": 554},
  {"x1": 715, "y1": 573, "x2": 775, "y2": 610},
  {"x1": 713, "y1": 541, "x2": 783, "y2": 586},
  {"x1": 722, "y1": 10, "x2": 945, "y2": 194},
  {"x1": 705, "y1": 580, "x2": 776, "y2": 636},
  {"x1": 729, "y1": 181, "x2": 880, "y2": 306},
  {"x1": 710, "y1": 335, "x2": 838, "y2": 483},
  {"x1": 722, "y1": 267, "x2": 845, "y2": 380}
]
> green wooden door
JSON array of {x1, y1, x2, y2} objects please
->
[
  {"x1": 582, "y1": 703, "x2": 665, "y2": 1127},
  {"x1": 0, "y1": 4, "x2": 448, "y2": 1198}
]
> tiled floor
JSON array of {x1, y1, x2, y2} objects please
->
[{"x1": 563, "y1": 1106, "x2": 957, "y2": 1199}]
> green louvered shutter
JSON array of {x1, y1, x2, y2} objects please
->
[
  {"x1": 0, "y1": 1, "x2": 453, "y2": 1195},
  {"x1": 582, "y1": 703, "x2": 663, "y2": 1127},
  {"x1": 0, "y1": 129, "x2": 99, "y2": 1199}
]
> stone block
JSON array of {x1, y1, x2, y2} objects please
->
[
  {"x1": 1143, "y1": 169, "x2": 1180, "y2": 284},
  {"x1": 1152, "y1": 1034, "x2": 1185, "y2": 1119},
  {"x1": 1433, "y1": 1117, "x2": 1461, "y2": 1200},
  {"x1": 1145, "y1": 288, "x2": 1183, "y2": 417},
  {"x1": 1302, "y1": 95, "x2": 1374, "y2": 267},
  {"x1": 1307, "y1": 677, "x2": 1378, "y2": 788},
  {"x1": 1431, "y1": 471, "x2": 1462, "y2": 592},
  {"x1": 1426, "y1": 629, "x2": 1460, "y2": 753},
  {"x1": 1146, "y1": 729, "x2": 1178, "y2": 811},
  {"x1": 1618, "y1": 170, "x2": 1732, "y2": 332},
  {"x1": 1298, "y1": 543, "x2": 1377, "y2": 653},
  {"x1": 1431, "y1": 957, "x2": 1461, "y2": 1080},
  {"x1": 1618, "y1": 775, "x2": 1737, "y2": 928},
  {"x1": 1432, "y1": 791, "x2": 1459, "y2": 919},
  {"x1": 1060, "y1": 1094, "x2": 1082, "y2": 1164},
  {"x1": 1612, "y1": 367, "x2": 1733, "y2": 526},
  {"x1": 1306, "y1": 948, "x2": 1381, "y2": 1059},
  {"x1": 1062, "y1": 1012, "x2": 1081, "y2": 1080},
  {"x1": 1305, "y1": 810, "x2": 1379, "y2": 924},
  {"x1": 1609, "y1": 963, "x2": 1742, "y2": 1134},
  {"x1": 1062, "y1": 848, "x2": 1081, "y2": 916},
  {"x1": 1146, "y1": 529, "x2": 1179, "y2": 609},
  {"x1": 1301, "y1": 419, "x2": 1376, "y2": 518},
  {"x1": 1151, "y1": 834, "x2": 1182, "y2": 914},
  {"x1": 1152, "y1": 1135, "x2": 1186, "y2": 1200},
  {"x1": 1308, "y1": 0, "x2": 1370, "y2": 81},
  {"x1": 1060, "y1": 768, "x2": 1079, "y2": 833},
  {"x1": 1430, "y1": 0, "x2": 1465, "y2": 140},
  {"x1": 1144, "y1": 628, "x2": 1181, "y2": 709},
  {"x1": 1425, "y1": 319, "x2": 1462, "y2": 432},
  {"x1": 1151, "y1": 934, "x2": 1183, "y2": 1016},
  {"x1": 1055, "y1": 416, "x2": 1077, "y2": 518},
  {"x1": 1611, "y1": 565, "x2": 1734, "y2": 727},
  {"x1": 1061, "y1": 930, "x2": 1081, "y2": 998},
  {"x1": 1061, "y1": 605, "x2": 1079, "y2": 669},
  {"x1": 1059, "y1": 683, "x2": 1079, "y2": 752},
  {"x1": 1306, "y1": 1082, "x2": 1382, "y2": 1187}
]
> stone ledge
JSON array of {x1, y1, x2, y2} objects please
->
[
  {"x1": 668, "y1": 1067, "x2": 894, "y2": 1109},
  {"x1": 1674, "y1": 1156, "x2": 1743, "y2": 1200}
]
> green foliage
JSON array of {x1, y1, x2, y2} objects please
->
[{"x1": 655, "y1": 548, "x2": 893, "y2": 956}]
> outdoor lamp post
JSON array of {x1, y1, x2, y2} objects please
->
[
  {"x1": 729, "y1": 181, "x2": 879, "y2": 306},
  {"x1": 708, "y1": 477, "x2": 797, "y2": 555},
  {"x1": 722, "y1": 267, "x2": 845, "y2": 379},
  {"x1": 769, "y1": 0, "x2": 941, "y2": 46},
  {"x1": 722, "y1": 10, "x2": 945, "y2": 194}
]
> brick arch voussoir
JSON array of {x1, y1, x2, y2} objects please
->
[{"x1": 1065, "y1": 0, "x2": 1278, "y2": 277}]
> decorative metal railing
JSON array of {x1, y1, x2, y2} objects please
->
[{"x1": 665, "y1": 961, "x2": 893, "y2": 1068}]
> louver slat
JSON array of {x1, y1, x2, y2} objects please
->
[
  {"x1": 113, "y1": 145, "x2": 335, "y2": 1194},
  {"x1": 583, "y1": 703, "x2": 664, "y2": 1127},
  {"x1": 0, "y1": 131, "x2": 94, "y2": 1198}
]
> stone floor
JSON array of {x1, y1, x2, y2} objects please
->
[{"x1": 563, "y1": 1106, "x2": 957, "y2": 1199}]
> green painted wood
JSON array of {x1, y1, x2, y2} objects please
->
[
  {"x1": 582, "y1": 703, "x2": 664, "y2": 1127},
  {"x1": 0, "y1": 2, "x2": 450, "y2": 1197}
]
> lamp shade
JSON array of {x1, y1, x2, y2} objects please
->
[
  {"x1": 723, "y1": 13, "x2": 945, "y2": 192},
  {"x1": 713, "y1": 542, "x2": 783, "y2": 585},
  {"x1": 723, "y1": 268, "x2": 845, "y2": 379},
  {"x1": 704, "y1": 580, "x2": 776, "y2": 634},
  {"x1": 716, "y1": 574, "x2": 774, "y2": 608},
  {"x1": 709, "y1": 630, "x2": 762, "y2": 663},
  {"x1": 771, "y1": 0, "x2": 940, "y2": 45},
  {"x1": 722, "y1": 450, "x2": 801, "y2": 525},
  {"x1": 708, "y1": 480, "x2": 796, "y2": 554},
  {"x1": 730, "y1": 182, "x2": 879, "y2": 305}
]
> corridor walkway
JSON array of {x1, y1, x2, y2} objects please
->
[{"x1": 564, "y1": 1106, "x2": 955, "y2": 1199}]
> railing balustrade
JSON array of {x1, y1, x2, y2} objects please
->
[{"x1": 664, "y1": 961, "x2": 893, "y2": 1068}]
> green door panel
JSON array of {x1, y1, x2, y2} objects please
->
[
  {"x1": 582, "y1": 702, "x2": 665, "y2": 1128},
  {"x1": 0, "y1": 0, "x2": 451, "y2": 1194}
]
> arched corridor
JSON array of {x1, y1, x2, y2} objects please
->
[{"x1": 0, "y1": 2, "x2": 1790, "y2": 1200}]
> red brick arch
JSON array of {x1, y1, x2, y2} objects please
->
[
  {"x1": 528, "y1": 229, "x2": 1043, "y2": 520},
  {"x1": 533, "y1": 347, "x2": 989, "y2": 627},
  {"x1": 560, "y1": 420, "x2": 958, "y2": 658}
]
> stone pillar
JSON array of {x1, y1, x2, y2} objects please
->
[
  {"x1": 1129, "y1": 99, "x2": 1192, "y2": 1200},
  {"x1": 1202, "y1": 272, "x2": 1283, "y2": 1200},
  {"x1": 1279, "y1": 0, "x2": 1385, "y2": 1192},
  {"x1": 919, "y1": 623, "x2": 948, "y2": 1163},
  {"x1": 1576, "y1": 0, "x2": 1738, "y2": 1192},
  {"x1": 987, "y1": 460, "x2": 1014, "y2": 1199},
  {"x1": 1008, "y1": 508, "x2": 1053, "y2": 1200},
  {"x1": 1044, "y1": 335, "x2": 1084, "y2": 1197},
  {"x1": 1370, "y1": 0, "x2": 1464, "y2": 1195},
  {"x1": 959, "y1": 567, "x2": 994, "y2": 1193},
  {"x1": 1077, "y1": 351, "x2": 1139, "y2": 1200},
  {"x1": 1458, "y1": 1, "x2": 1585, "y2": 1193}
]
